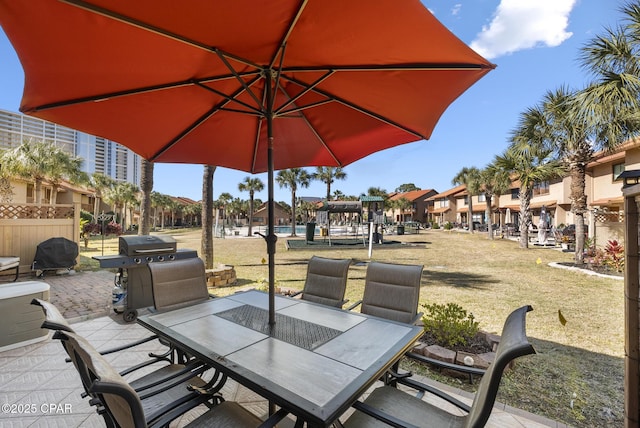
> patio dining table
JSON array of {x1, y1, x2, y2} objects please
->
[{"x1": 137, "y1": 289, "x2": 423, "y2": 427}]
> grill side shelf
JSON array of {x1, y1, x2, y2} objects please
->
[{"x1": 93, "y1": 249, "x2": 198, "y2": 268}]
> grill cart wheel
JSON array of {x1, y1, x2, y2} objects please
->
[{"x1": 123, "y1": 309, "x2": 138, "y2": 323}]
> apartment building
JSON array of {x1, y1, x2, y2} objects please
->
[
  {"x1": 425, "y1": 142, "x2": 638, "y2": 245},
  {"x1": 386, "y1": 188, "x2": 437, "y2": 223},
  {"x1": 0, "y1": 108, "x2": 141, "y2": 187}
]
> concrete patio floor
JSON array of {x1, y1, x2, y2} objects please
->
[{"x1": 0, "y1": 271, "x2": 569, "y2": 427}]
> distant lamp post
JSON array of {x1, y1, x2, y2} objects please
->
[
  {"x1": 619, "y1": 170, "x2": 640, "y2": 187},
  {"x1": 97, "y1": 212, "x2": 114, "y2": 256}
]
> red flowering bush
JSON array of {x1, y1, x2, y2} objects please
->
[{"x1": 104, "y1": 221, "x2": 123, "y2": 236}]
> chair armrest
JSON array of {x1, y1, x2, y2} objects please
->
[
  {"x1": 396, "y1": 376, "x2": 471, "y2": 412},
  {"x1": 346, "y1": 299, "x2": 362, "y2": 311},
  {"x1": 352, "y1": 400, "x2": 420, "y2": 428},
  {"x1": 99, "y1": 335, "x2": 160, "y2": 355},
  {"x1": 409, "y1": 312, "x2": 423, "y2": 325},
  {"x1": 405, "y1": 352, "x2": 486, "y2": 377}
]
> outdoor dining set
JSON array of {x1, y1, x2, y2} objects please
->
[{"x1": 29, "y1": 255, "x2": 536, "y2": 427}]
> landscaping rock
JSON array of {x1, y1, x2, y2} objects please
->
[
  {"x1": 206, "y1": 264, "x2": 237, "y2": 288},
  {"x1": 424, "y1": 344, "x2": 455, "y2": 363}
]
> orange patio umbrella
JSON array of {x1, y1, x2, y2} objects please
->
[{"x1": 0, "y1": 0, "x2": 494, "y2": 325}]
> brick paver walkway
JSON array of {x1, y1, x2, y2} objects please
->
[{"x1": 37, "y1": 269, "x2": 114, "y2": 321}]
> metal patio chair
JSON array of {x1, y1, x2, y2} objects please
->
[
  {"x1": 347, "y1": 261, "x2": 423, "y2": 324},
  {"x1": 291, "y1": 255, "x2": 351, "y2": 308},
  {"x1": 0, "y1": 256, "x2": 20, "y2": 281},
  {"x1": 149, "y1": 257, "x2": 213, "y2": 311},
  {"x1": 343, "y1": 305, "x2": 536, "y2": 428},
  {"x1": 55, "y1": 330, "x2": 279, "y2": 428}
]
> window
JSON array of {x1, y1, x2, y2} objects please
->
[
  {"x1": 533, "y1": 181, "x2": 550, "y2": 196},
  {"x1": 511, "y1": 188, "x2": 519, "y2": 200},
  {"x1": 613, "y1": 163, "x2": 625, "y2": 181},
  {"x1": 478, "y1": 193, "x2": 486, "y2": 202}
]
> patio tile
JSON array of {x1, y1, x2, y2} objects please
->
[{"x1": 0, "y1": 274, "x2": 564, "y2": 427}]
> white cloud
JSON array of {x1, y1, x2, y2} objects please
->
[
  {"x1": 451, "y1": 4, "x2": 462, "y2": 16},
  {"x1": 470, "y1": 0, "x2": 577, "y2": 59}
]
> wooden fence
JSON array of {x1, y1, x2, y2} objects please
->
[{"x1": 0, "y1": 203, "x2": 81, "y2": 277}]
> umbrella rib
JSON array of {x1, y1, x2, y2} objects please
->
[
  {"x1": 215, "y1": 51, "x2": 266, "y2": 115},
  {"x1": 194, "y1": 78, "x2": 263, "y2": 116},
  {"x1": 24, "y1": 73, "x2": 256, "y2": 113},
  {"x1": 276, "y1": 100, "x2": 334, "y2": 117},
  {"x1": 24, "y1": 80, "x2": 193, "y2": 113},
  {"x1": 278, "y1": 63, "x2": 495, "y2": 72},
  {"x1": 60, "y1": 0, "x2": 264, "y2": 70},
  {"x1": 281, "y1": 75, "x2": 427, "y2": 139},
  {"x1": 268, "y1": 0, "x2": 309, "y2": 70},
  {"x1": 274, "y1": 70, "x2": 334, "y2": 115}
]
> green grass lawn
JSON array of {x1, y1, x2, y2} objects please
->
[{"x1": 79, "y1": 228, "x2": 623, "y2": 427}]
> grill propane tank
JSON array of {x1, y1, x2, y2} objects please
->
[{"x1": 111, "y1": 269, "x2": 127, "y2": 313}]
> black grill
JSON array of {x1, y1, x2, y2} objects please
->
[{"x1": 93, "y1": 235, "x2": 198, "y2": 322}]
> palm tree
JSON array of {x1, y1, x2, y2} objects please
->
[
  {"x1": 495, "y1": 106, "x2": 565, "y2": 248},
  {"x1": 452, "y1": 167, "x2": 481, "y2": 232},
  {"x1": 104, "y1": 181, "x2": 138, "y2": 231},
  {"x1": 138, "y1": 159, "x2": 154, "y2": 235},
  {"x1": 332, "y1": 189, "x2": 345, "y2": 200},
  {"x1": 238, "y1": 176, "x2": 264, "y2": 236},
  {"x1": 477, "y1": 164, "x2": 512, "y2": 240},
  {"x1": 571, "y1": 2, "x2": 640, "y2": 262},
  {"x1": 150, "y1": 191, "x2": 164, "y2": 229},
  {"x1": 217, "y1": 192, "x2": 233, "y2": 226},
  {"x1": 312, "y1": 167, "x2": 346, "y2": 201},
  {"x1": 0, "y1": 140, "x2": 56, "y2": 206},
  {"x1": 276, "y1": 168, "x2": 311, "y2": 236},
  {"x1": 90, "y1": 173, "x2": 115, "y2": 223},
  {"x1": 44, "y1": 146, "x2": 87, "y2": 205},
  {"x1": 201, "y1": 165, "x2": 215, "y2": 269},
  {"x1": 395, "y1": 197, "x2": 412, "y2": 223}
]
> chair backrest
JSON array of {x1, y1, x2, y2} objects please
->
[
  {"x1": 149, "y1": 257, "x2": 209, "y2": 311},
  {"x1": 55, "y1": 330, "x2": 146, "y2": 428},
  {"x1": 302, "y1": 256, "x2": 351, "y2": 307},
  {"x1": 360, "y1": 262, "x2": 423, "y2": 324},
  {"x1": 31, "y1": 298, "x2": 74, "y2": 333},
  {"x1": 464, "y1": 305, "x2": 536, "y2": 428}
]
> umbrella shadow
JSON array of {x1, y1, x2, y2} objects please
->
[{"x1": 422, "y1": 269, "x2": 494, "y2": 289}]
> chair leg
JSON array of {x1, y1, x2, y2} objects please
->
[{"x1": 12, "y1": 265, "x2": 19, "y2": 281}]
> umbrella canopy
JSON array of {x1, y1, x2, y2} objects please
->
[{"x1": 0, "y1": 0, "x2": 494, "y2": 324}]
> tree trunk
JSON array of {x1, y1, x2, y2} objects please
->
[
  {"x1": 467, "y1": 197, "x2": 474, "y2": 233},
  {"x1": 569, "y1": 160, "x2": 588, "y2": 264},
  {"x1": 35, "y1": 178, "x2": 43, "y2": 206},
  {"x1": 139, "y1": 160, "x2": 153, "y2": 235},
  {"x1": 201, "y1": 165, "x2": 215, "y2": 269},
  {"x1": 486, "y1": 196, "x2": 493, "y2": 240},
  {"x1": 248, "y1": 191, "x2": 254, "y2": 237},
  {"x1": 519, "y1": 186, "x2": 532, "y2": 249},
  {"x1": 290, "y1": 190, "x2": 297, "y2": 237}
]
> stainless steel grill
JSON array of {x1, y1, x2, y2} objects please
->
[{"x1": 93, "y1": 235, "x2": 198, "y2": 322}]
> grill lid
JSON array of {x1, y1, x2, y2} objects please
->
[{"x1": 119, "y1": 235, "x2": 177, "y2": 256}]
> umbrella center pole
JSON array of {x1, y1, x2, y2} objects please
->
[
  {"x1": 266, "y1": 69, "x2": 277, "y2": 328},
  {"x1": 267, "y1": 136, "x2": 277, "y2": 326}
]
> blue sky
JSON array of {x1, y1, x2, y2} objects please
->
[{"x1": 0, "y1": 1, "x2": 625, "y2": 204}]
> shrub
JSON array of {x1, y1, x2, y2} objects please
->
[
  {"x1": 80, "y1": 209, "x2": 94, "y2": 223},
  {"x1": 82, "y1": 222, "x2": 101, "y2": 235},
  {"x1": 104, "y1": 221, "x2": 123, "y2": 236},
  {"x1": 604, "y1": 240, "x2": 624, "y2": 272},
  {"x1": 443, "y1": 222, "x2": 453, "y2": 230},
  {"x1": 421, "y1": 302, "x2": 479, "y2": 348},
  {"x1": 431, "y1": 221, "x2": 440, "y2": 229}
]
